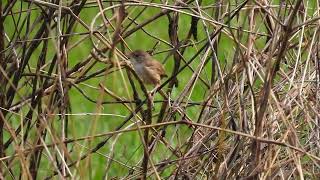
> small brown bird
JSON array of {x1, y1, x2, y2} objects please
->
[{"x1": 128, "y1": 50, "x2": 167, "y2": 93}]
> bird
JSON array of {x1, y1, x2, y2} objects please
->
[{"x1": 127, "y1": 50, "x2": 167, "y2": 94}]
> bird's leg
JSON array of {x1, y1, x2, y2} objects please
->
[
  {"x1": 146, "y1": 93, "x2": 155, "y2": 110},
  {"x1": 148, "y1": 84, "x2": 160, "y2": 109},
  {"x1": 149, "y1": 84, "x2": 160, "y2": 96}
]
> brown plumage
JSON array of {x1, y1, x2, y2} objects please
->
[{"x1": 128, "y1": 50, "x2": 167, "y2": 87}]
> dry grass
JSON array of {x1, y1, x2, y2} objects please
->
[{"x1": 0, "y1": 0, "x2": 320, "y2": 179}]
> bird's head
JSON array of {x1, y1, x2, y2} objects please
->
[{"x1": 128, "y1": 50, "x2": 151, "y2": 64}]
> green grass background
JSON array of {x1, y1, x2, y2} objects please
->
[{"x1": 4, "y1": 0, "x2": 319, "y2": 178}]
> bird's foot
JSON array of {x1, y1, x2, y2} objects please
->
[
  {"x1": 146, "y1": 92, "x2": 155, "y2": 110},
  {"x1": 149, "y1": 86, "x2": 159, "y2": 96}
]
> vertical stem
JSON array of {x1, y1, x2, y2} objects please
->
[{"x1": 0, "y1": 0, "x2": 5, "y2": 173}]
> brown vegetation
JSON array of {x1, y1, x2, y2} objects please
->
[{"x1": 0, "y1": 0, "x2": 319, "y2": 179}]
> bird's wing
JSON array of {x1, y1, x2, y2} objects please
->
[{"x1": 144, "y1": 60, "x2": 167, "y2": 78}]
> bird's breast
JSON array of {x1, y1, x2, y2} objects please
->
[
  {"x1": 132, "y1": 63, "x2": 144, "y2": 76},
  {"x1": 132, "y1": 62, "x2": 159, "y2": 85}
]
